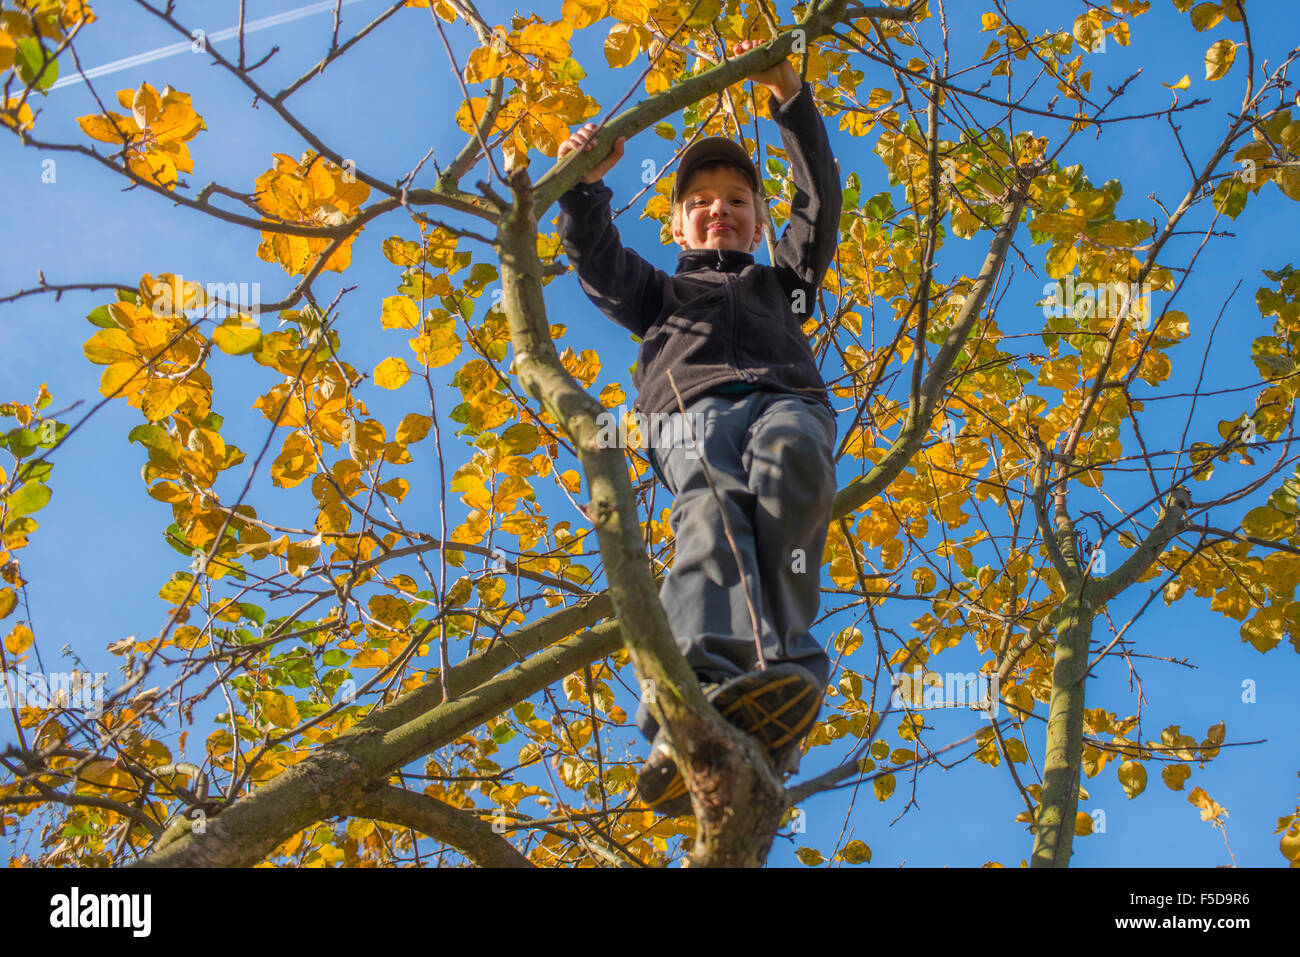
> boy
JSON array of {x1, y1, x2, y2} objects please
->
[{"x1": 555, "y1": 39, "x2": 841, "y2": 816}]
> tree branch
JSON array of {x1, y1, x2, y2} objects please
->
[{"x1": 352, "y1": 785, "x2": 534, "y2": 867}]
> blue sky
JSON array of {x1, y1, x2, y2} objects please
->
[{"x1": 2, "y1": 0, "x2": 1297, "y2": 867}]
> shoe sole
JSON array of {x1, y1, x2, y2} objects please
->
[{"x1": 638, "y1": 665, "x2": 822, "y2": 816}]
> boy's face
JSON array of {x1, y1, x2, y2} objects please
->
[{"x1": 671, "y1": 164, "x2": 763, "y2": 253}]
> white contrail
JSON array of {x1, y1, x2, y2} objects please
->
[{"x1": 50, "y1": 0, "x2": 376, "y2": 90}]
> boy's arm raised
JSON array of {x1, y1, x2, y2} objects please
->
[
  {"x1": 556, "y1": 126, "x2": 664, "y2": 339},
  {"x1": 757, "y1": 60, "x2": 843, "y2": 300}
]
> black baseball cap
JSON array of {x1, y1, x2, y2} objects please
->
[{"x1": 670, "y1": 136, "x2": 761, "y2": 207}]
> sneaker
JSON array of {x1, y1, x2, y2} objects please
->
[
  {"x1": 636, "y1": 728, "x2": 692, "y2": 818},
  {"x1": 708, "y1": 664, "x2": 822, "y2": 773},
  {"x1": 636, "y1": 665, "x2": 822, "y2": 816},
  {"x1": 635, "y1": 679, "x2": 719, "y2": 818}
]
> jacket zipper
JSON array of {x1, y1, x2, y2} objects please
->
[{"x1": 722, "y1": 268, "x2": 755, "y2": 383}]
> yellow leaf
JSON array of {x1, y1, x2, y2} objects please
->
[
  {"x1": 604, "y1": 22, "x2": 642, "y2": 68},
  {"x1": 270, "y1": 431, "x2": 317, "y2": 489},
  {"x1": 80, "y1": 759, "x2": 126, "y2": 790},
  {"x1": 256, "y1": 691, "x2": 301, "y2": 729},
  {"x1": 560, "y1": 0, "x2": 605, "y2": 28},
  {"x1": 516, "y1": 20, "x2": 572, "y2": 60},
  {"x1": 1162, "y1": 764, "x2": 1191, "y2": 790},
  {"x1": 4, "y1": 622, "x2": 33, "y2": 653},
  {"x1": 501, "y1": 422, "x2": 541, "y2": 456},
  {"x1": 1, "y1": 96, "x2": 34, "y2": 132},
  {"x1": 838, "y1": 839, "x2": 872, "y2": 864},
  {"x1": 1188, "y1": 786, "x2": 1227, "y2": 822},
  {"x1": 1162, "y1": 74, "x2": 1191, "y2": 90},
  {"x1": 396, "y1": 413, "x2": 432, "y2": 445},
  {"x1": 1138, "y1": 351, "x2": 1171, "y2": 385},
  {"x1": 378, "y1": 476, "x2": 409, "y2": 501},
  {"x1": 175, "y1": 625, "x2": 208, "y2": 649},
  {"x1": 1241, "y1": 506, "x2": 1290, "y2": 539},
  {"x1": 1045, "y1": 243, "x2": 1078, "y2": 279},
  {"x1": 158, "y1": 579, "x2": 200, "y2": 606},
  {"x1": 834, "y1": 627, "x2": 863, "y2": 654},
  {"x1": 1189, "y1": 2, "x2": 1224, "y2": 31},
  {"x1": 1240, "y1": 607, "x2": 1283, "y2": 652},
  {"x1": 599, "y1": 383, "x2": 625, "y2": 407},
  {"x1": 77, "y1": 111, "x2": 135, "y2": 144},
  {"x1": 795, "y1": 846, "x2": 824, "y2": 866},
  {"x1": 212, "y1": 322, "x2": 262, "y2": 355},
  {"x1": 1281, "y1": 822, "x2": 1300, "y2": 863},
  {"x1": 409, "y1": 312, "x2": 461, "y2": 368},
  {"x1": 381, "y1": 295, "x2": 421, "y2": 330},
  {"x1": 1031, "y1": 208, "x2": 1086, "y2": 237},
  {"x1": 873, "y1": 773, "x2": 895, "y2": 801},
  {"x1": 1118, "y1": 759, "x2": 1147, "y2": 799},
  {"x1": 374, "y1": 356, "x2": 412, "y2": 390},
  {"x1": 352, "y1": 647, "x2": 390, "y2": 669},
  {"x1": 1204, "y1": 38, "x2": 1237, "y2": 81},
  {"x1": 368, "y1": 594, "x2": 411, "y2": 627}
]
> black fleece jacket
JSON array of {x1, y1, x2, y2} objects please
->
[{"x1": 556, "y1": 80, "x2": 841, "y2": 419}]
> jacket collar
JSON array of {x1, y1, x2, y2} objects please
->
[{"x1": 675, "y1": 247, "x2": 754, "y2": 274}]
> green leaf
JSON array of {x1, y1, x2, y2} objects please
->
[
  {"x1": 86, "y1": 305, "x2": 117, "y2": 328},
  {"x1": 15, "y1": 37, "x2": 58, "y2": 92},
  {"x1": 36, "y1": 422, "x2": 69, "y2": 448},
  {"x1": 1213, "y1": 178, "x2": 1248, "y2": 219},
  {"x1": 238, "y1": 602, "x2": 267, "y2": 626},
  {"x1": 16, "y1": 461, "x2": 52, "y2": 484},
  {"x1": 492, "y1": 722, "x2": 516, "y2": 743},
  {"x1": 5, "y1": 428, "x2": 38, "y2": 458},
  {"x1": 128, "y1": 423, "x2": 173, "y2": 449},
  {"x1": 4, "y1": 482, "x2": 51, "y2": 519}
]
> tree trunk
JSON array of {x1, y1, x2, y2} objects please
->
[{"x1": 1030, "y1": 597, "x2": 1092, "y2": 868}]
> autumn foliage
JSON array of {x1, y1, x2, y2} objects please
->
[{"x1": 1, "y1": 0, "x2": 1299, "y2": 868}]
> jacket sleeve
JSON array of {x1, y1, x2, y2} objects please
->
[
  {"x1": 769, "y1": 80, "x2": 843, "y2": 300},
  {"x1": 556, "y1": 179, "x2": 665, "y2": 339}
]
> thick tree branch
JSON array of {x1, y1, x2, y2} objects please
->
[
  {"x1": 834, "y1": 186, "x2": 1029, "y2": 517},
  {"x1": 534, "y1": 0, "x2": 922, "y2": 210},
  {"x1": 1030, "y1": 486, "x2": 1191, "y2": 868},
  {"x1": 353, "y1": 785, "x2": 534, "y2": 867}
]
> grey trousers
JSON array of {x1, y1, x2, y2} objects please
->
[{"x1": 635, "y1": 389, "x2": 837, "y2": 742}]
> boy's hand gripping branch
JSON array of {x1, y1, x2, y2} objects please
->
[{"x1": 557, "y1": 124, "x2": 625, "y2": 184}]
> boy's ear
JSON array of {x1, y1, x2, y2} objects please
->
[{"x1": 671, "y1": 217, "x2": 689, "y2": 249}]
